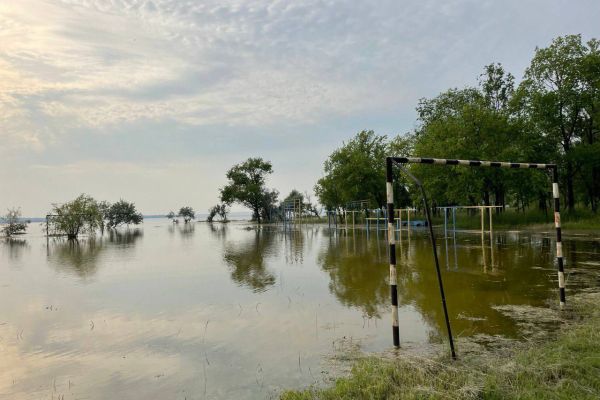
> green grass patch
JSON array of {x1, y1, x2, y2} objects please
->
[{"x1": 281, "y1": 293, "x2": 600, "y2": 399}]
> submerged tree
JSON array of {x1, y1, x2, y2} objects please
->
[
  {"x1": 48, "y1": 194, "x2": 103, "y2": 239},
  {"x1": 207, "y1": 204, "x2": 228, "y2": 222},
  {"x1": 106, "y1": 199, "x2": 143, "y2": 228},
  {"x1": 1, "y1": 208, "x2": 28, "y2": 237},
  {"x1": 178, "y1": 206, "x2": 195, "y2": 223},
  {"x1": 220, "y1": 157, "x2": 278, "y2": 223}
]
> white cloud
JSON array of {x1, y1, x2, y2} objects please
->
[{"x1": 1, "y1": 0, "x2": 599, "y2": 214}]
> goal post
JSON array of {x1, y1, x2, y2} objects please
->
[{"x1": 385, "y1": 156, "x2": 565, "y2": 353}]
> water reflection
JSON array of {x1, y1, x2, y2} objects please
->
[
  {"x1": 107, "y1": 228, "x2": 143, "y2": 244},
  {"x1": 317, "y1": 233, "x2": 388, "y2": 318},
  {"x1": 1, "y1": 238, "x2": 29, "y2": 261},
  {"x1": 223, "y1": 229, "x2": 278, "y2": 292},
  {"x1": 1, "y1": 221, "x2": 598, "y2": 400},
  {"x1": 208, "y1": 222, "x2": 229, "y2": 239},
  {"x1": 47, "y1": 229, "x2": 143, "y2": 278},
  {"x1": 48, "y1": 238, "x2": 104, "y2": 278}
]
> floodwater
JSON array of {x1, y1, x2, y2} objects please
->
[{"x1": 0, "y1": 220, "x2": 598, "y2": 399}]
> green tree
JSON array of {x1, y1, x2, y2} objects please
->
[
  {"x1": 1, "y1": 208, "x2": 28, "y2": 236},
  {"x1": 106, "y1": 199, "x2": 143, "y2": 228},
  {"x1": 315, "y1": 130, "x2": 388, "y2": 211},
  {"x1": 220, "y1": 157, "x2": 278, "y2": 223},
  {"x1": 207, "y1": 204, "x2": 229, "y2": 222},
  {"x1": 178, "y1": 206, "x2": 195, "y2": 223},
  {"x1": 48, "y1": 194, "x2": 103, "y2": 239},
  {"x1": 518, "y1": 35, "x2": 597, "y2": 212},
  {"x1": 411, "y1": 64, "x2": 551, "y2": 212}
]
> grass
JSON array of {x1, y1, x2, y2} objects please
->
[{"x1": 281, "y1": 293, "x2": 600, "y2": 399}]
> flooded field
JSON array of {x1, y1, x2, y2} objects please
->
[{"x1": 1, "y1": 221, "x2": 598, "y2": 399}]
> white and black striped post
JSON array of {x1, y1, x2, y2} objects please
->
[
  {"x1": 388, "y1": 157, "x2": 565, "y2": 308},
  {"x1": 552, "y1": 167, "x2": 566, "y2": 307},
  {"x1": 386, "y1": 158, "x2": 400, "y2": 347}
]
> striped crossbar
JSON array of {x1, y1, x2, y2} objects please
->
[{"x1": 392, "y1": 157, "x2": 556, "y2": 170}]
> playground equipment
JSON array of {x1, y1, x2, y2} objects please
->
[
  {"x1": 365, "y1": 208, "x2": 418, "y2": 232},
  {"x1": 386, "y1": 156, "x2": 565, "y2": 359},
  {"x1": 438, "y1": 205, "x2": 503, "y2": 269},
  {"x1": 282, "y1": 198, "x2": 303, "y2": 227}
]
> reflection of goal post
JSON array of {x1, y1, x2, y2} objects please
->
[{"x1": 385, "y1": 157, "x2": 565, "y2": 350}]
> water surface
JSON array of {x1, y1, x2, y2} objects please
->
[{"x1": 0, "y1": 221, "x2": 598, "y2": 399}]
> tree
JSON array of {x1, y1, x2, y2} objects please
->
[
  {"x1": 207, "y1": 204, "x2": 229, "y2": 222},
  {"x1": 98, "y1": 201, "x2": 111, "y2": 233},
  {"x1": 48, "y1": 194, "x2": 103, "y2": 239},
  {"x1": 220, "y1": 157, "x2": 278, "y2": 223},
  {"x1": 217, "y1": 204, "x2": 229, "y2": 221},
  {"x1": 284, "y1": 189, "x2": 304, "y2": 204},
  {"x1": 1, "y1": 208, "x2": 28, "y2": 236},
  {"x1": 106, "y1": 199, "x2": 143, "y2": 228},
  {"x1": 518, "y1": 35, "x2": 596, "y2": 212},
  {"x1": 303, "y1": 191, "x2": 321, "y2": 218},
  {"x1": 166, "y1": 211, "x2": 176, "y2": 220},
  {"x1": 178, "y1": 206, "x2": 195, "y2": 223},
  {"x1": 315, "y1": 131, "x2": 389, "y2": 212}
]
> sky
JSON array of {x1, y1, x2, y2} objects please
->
[{"x1": 1, "y1": 0, "x2": 600, "y2": 216}]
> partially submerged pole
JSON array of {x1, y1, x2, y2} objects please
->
[
  {"x1": 386, "y1": 158, "x2": 400, "y2": 347},
  {"x1": 552, "y1": 167, "x2": 566, "y2": 308},
  {"x1": 489, "y1": 207, "x2": 495, "y2": 268}
]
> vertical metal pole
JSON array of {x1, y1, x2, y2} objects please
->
[
  {"x1": 423, "y1": 196, "x2": 456, "y2": 359},
  {"x1": 480, "y1": 206, "x2": 484, "y2": 235},
  {"x1": 394, "y1": 161, "x2": 455, "y2": 358},
  {"x1": 352, "y1": 211, "x2": 355, "y2": 230},
  {"x1": 444, "y1": 209, "x2": 449, "y2": 269},
  {"x1": 444, "y1": 208, "x2": 448, "y2": 237},
  {"x1": 452, "y1": 208, "x2": 456, "y2": 234},
  {"x1": 489, "y1": 207, "x2": 495, "y2": 268},
  {"x1": 452, "y1": 208, "x2": 458, "y2": 269},
  {"x1": 402, "y1": 170, "x2": 456, "y2": 359},
  {"x1": 399, "y1": 209, "x2": 402, "y2": 231},
  {"x1": 345, "y1": 210, "x2": 348, "y2": 231},
  {"x1": 552, "y1": 167, "x2": 566, "y2": 307},
  {"x1": 386, "y1": 158, "x2": 400, "y2": 347}
]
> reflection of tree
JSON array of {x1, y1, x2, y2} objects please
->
[
  {"x1": 48, "y1": 238, "x2": 104, "y2": 279},
  {"x1": 317, "y1": 235, "x2": 388, "y2": 318},
  {"x1": 48, "y1": 230, "x2": 142, "y2": 279},
  {"x1": 395, "y1": 231, "x2": 559, "y2": 338},
  {"x1": 107, "y1": 228, "x2": 143, "y2": 244},
  {"x1": 223, "y1": 230, "x2": 277, "y2": 293},
  {"x1": 177, "y1": 223, "x2": 195, "y2": 238},
  {"x1": 207, "y1": 223, "x2": 228, "y2": 239},
  {"x1": 2, "y1": 238, "x2": 29, "y2": 261}
]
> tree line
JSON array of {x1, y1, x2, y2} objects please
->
[{"x1": 315, "y1": 35, "x2": 600, "y2": 214}]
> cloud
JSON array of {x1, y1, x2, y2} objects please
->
[{"x1": 1, "y1": 0, "x2": 599, "y2": 214}]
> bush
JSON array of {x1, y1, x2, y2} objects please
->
[
  {"x1": 1, "y1": 208, "x2": 27, "y2": 236},
  {"x1": 48, "y1": 194, "x2": 103, "y2": 239}
]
